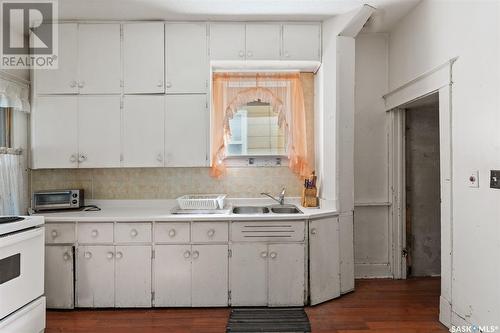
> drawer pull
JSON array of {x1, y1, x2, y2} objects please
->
[
  {"x1": 183, "y1": 250, "x2": 191, "y2": 259},
  {"x1": 207, "y1": 229, "x2": 215, "y2": 238},
  {"x1": 107, "y1": 252, "x2": 114, "y2": 259},
  {"x1": 116, "y1": 251, "x2": 123, "y2": 260},
  {"x1": 310, "y1": 228, "x2": 317, "y2": 235},
  {"x1": 260, "y1": 251, "x2": 268, "y2": 259},
  {"x1": 84, "y1": 251, "x2": 92, "y2": 259},
  {"x1": 63, "y1": 252, "x2": 71, "y2": 261},
  {"x1": 51, "y1": 230, "x2": 58, "y2": 238},
  {"x1": 168, "y1": 229, "x2": 176, "y2": 237},
  {"x1": 192, "y1": 250, "x2": 199, "y2": 259},
  {"x1": 91, "y1": 229, "x2": 99, "y2": 238},
  {"x1": 270, "y1": 252, "x2": 277, "y2": 259},
  {"x1": 130, "y1": 229, "x2": 138, "y2": 237}
]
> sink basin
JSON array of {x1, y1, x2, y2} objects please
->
[
  {"x1": 232, "y1": 206, "x2": 270, "y2": 214},
  {"x1": 270, "y1": 205, "x2": 303, "y2": 214}
]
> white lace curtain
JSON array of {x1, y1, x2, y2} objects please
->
[
  {"x1": 0, "y1": 79, "x2": 30, "y2": 113},
  {"x1": 0, "y1": 153, "x2": 25, "y2": 215}
]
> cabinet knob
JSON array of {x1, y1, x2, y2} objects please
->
[
  {"x1": 130, "y1": 229, "x2": 138, "y2": 237},
  {"x1": 270, "y1": 252, "x2": 277, "y2": 259},
  {"x1": 183, "y1": 250, "x2": 191, "y2": 259},
  {"x1": 69, "y1": 154, "x2": 77, "y2": 163},
  {"x1": 107, "y1": 252, "x2": 114, "y2": 259},
  {"x1": 238, "y1": 50, "x2": 245, "y2": 58},
  {"x1": 69, "y1": 80, "x2": 77, "y2": 88},
  {"x1": 166, "y1": 82, "x2": 172, "y2": 89},
  {"x1": 157, "y1": 154, "x2": 163, "y2": 162},
  {"x1": 51, "y1": 230, "x2": 58, "y2": 238},
  {"x1": 284, "y1": 51, "x2": 290, "y2": 58},
  {"x1": 247, "y1": 51, "x2": 253, "y2": 58},
  {"x1": 157, "y1": 80, "x2": 163, "y2": 87},
  {"x1": 192, "y1": 250, "x2": 199, "y2": 259},
  {"x1": 116, "y1": 251, "x2": 123, "y2": 259},
  {"x1": 63, "y1": 252, "x2": 71, "y2": 261},
  {"x1": 260, "y1": 251, "x2": 268, "y2": 259},
  {"x1": 207, "y1": 229, "x2": 215, "y2": 238},
  {"x1": 79, "y1": 154, "x2": 87, "y2": 163},
  {"x1": 168, "y1": 229, "x2": 176, "y2": 237},
  {"x1": 91, "y1": 229, "x2": 99, "y2": 238},
  {"x1": 84, "y1": 251, "x2": 92, "y2": 259},
  {"x1": 78, "y1": 81, "x2": 85, "y2": 88},
  {"x1": 310, "y1": 228, "x2": 317, "y2": 235}
]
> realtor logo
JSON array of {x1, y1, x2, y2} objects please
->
[{"x1": 0, "y1": 0, "x2": 58, "y2": 69}]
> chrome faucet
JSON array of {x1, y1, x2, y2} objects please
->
[{"x1": 261, "y1": 187, "x2": 286, "y2": 205}]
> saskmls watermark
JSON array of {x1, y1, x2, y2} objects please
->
[
  {"x1": 0, "y1": 0, "x2": 58, "y2": 69},
  {"x1": 451, "y1": 324, "x2": 499, "y2": 333}
]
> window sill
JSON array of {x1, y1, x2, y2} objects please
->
[{"x1": 224, "y1": 155, "x2": 288, "y2": 167}]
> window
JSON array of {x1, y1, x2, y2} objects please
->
[{"x1": 0, "y1": 107, "x2": 13, "y2": 148}]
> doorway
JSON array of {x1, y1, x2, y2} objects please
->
[{"x1": 403, "y1": 93, "x2": 441, "y2": 277}]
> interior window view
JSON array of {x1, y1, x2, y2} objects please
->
[{"x1": 0, "y1": 1, "x2": 498, "y2": 333}]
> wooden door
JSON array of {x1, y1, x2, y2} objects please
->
[
  {"x1": 191, "y1": 245, "x2": 228, "y2": 307},
  {"x1": 45, "y1": 246, "x2": 74, "y2": 309},
  {"x1": 76, "y1": 246, "x2": 115, "y2": 307},
  {"x1": 245, "y1": 24, "x2": 281, "y2": 60},
  {"x1": 123, "y1": 22, "x2": 165, "y2": 94},
  {"x1": 209, "y1": 23, "x2": 245, "y2": 60},
  {"x1": 115, "y1": 246, "x2": 152, "y2": 307},
  {"x1": 282, "y1": 24, "x2": 321, "y2": 61}
]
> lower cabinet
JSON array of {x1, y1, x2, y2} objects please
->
[
  {"x1": 154, "y1": 244, "x2": 228, "y2": 307},
  {"x1": 76, "y1": 245, "x2": 152, "y2": 308},
  {"x1": 45, "y1": 245, "x2": 75, "y2": 309},
  {"x1": 230, "y1": 243, "x2": 305, "y2": 306}
]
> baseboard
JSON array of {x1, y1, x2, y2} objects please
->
[
  {"x1": 439, "y1": 296, "x2": 452, "y2": 328},
  {"x1": 354, "y1": 263, "x2": 392, "y2": 278}
]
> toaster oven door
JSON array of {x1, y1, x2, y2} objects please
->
[{"x1": 34, "y1": 191, "x2": 73, "y2": 210}]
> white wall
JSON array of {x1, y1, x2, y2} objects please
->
[{"x1": 388, "y1": 0, "x2": 500, "y2": 327}]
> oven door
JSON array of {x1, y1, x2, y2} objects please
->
[{"x1": 0, "y1": 227, "x2": 44, "y2": 320}]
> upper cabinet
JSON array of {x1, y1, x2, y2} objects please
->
[
  {"x1": 165, "y1": 23, "x2": 208, "y2": 93},
  {"x1": 245, "y1": 24, "x2": 281, "y2": 60},
  {"x1": 282, "y1": 24, "x2": 321, "y2": 61},
  {"x1": 123, "y1": 23, "x2": 165, "y2": 94},
  {"x1": 209, "y1": 23, "x2": 246, "y2": 60}
]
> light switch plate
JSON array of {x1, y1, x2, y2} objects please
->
[{"x1": 468, "y1": 170, "x2": 479, "y2": 188}]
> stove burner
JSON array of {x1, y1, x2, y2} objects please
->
[{"x1": 0, "y1": 216, "x2": 25, "y2": 224}]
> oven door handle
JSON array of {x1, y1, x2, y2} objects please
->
[{"x1": 0, "y1": 227, "x2": 44, "y2": 248}]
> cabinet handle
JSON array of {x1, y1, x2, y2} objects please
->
[
  {"x1": 310, "y1": 228, "x2": 317, "y2": 235},
  {"x1": 63, "y1": 252, "x2": 71, "y2": 261},
  {"x1": 84, "y1": 251, "x2": 92, "y2": 259},
  {"x1": 107, "y1": 252, "x2": 114, "y2": 259},
  {"x1": 51, "y1": 230, "x2": 58, "y2": 238},
  {"x1": 69, "y1": 154, "x2": 77, "y2": 163},
  {"x1": 116, "y1": 251, "x2": 123, "y2": 259},
  {"x1": 238, "y1": 50, "x2": 245, "y2": 58},
  {"x1": 69, "y1": 80, "x2": 77, "y2": 88},
  {"x1": 130, "y1": 229, "x2": 138, "y2": 237},
  {"x1": 91, "y1": 229, "x2": 99, "y2": 238},
  {"x1": 157, "y1": 80, "x2": 163, "y2": 87},
  {"x1": 157, "y1": 154, "x2": 163, "y2": 163},
  {"x1": 270, "y1": 252, "x2": 277, "y2": 259},
  {"x1": 247, "y1": 50, "x2": 253, "y2": 58},
  {"x1": 78, "y1": 81, "x2": 85, "y2": 88},
  {"x1": 78, "y1": 154, "x2": 87, "y2": 163},
  {"x1": 207, "y1": 229, "x2": 215, "y2": 238},
  {"x1": 192, "y1": 250, "x2": 199, "y2": 259},
  {"x1": 260, "y1": 251, "x2": 268, "y2": 259},
  {"x1": 183, "y1": 250, "x2": 191, "y2": 259},
  {"x1": 168, "y1": 229, "x2": 176, "y2": 237},
  {"x1": 166, "y1": 82, "x2": 172, "y2": 89}
]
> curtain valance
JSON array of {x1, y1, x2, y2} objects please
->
[{"x1": 0, "y1": 78, "x2": 30, "y2": 113}]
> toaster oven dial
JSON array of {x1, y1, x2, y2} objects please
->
[
  {"x1": 72, "y1": 193, "x2": 78, "y2": 198},
  {"x1": 72, "y1": 199, "x2": 78, "y2": 205}
]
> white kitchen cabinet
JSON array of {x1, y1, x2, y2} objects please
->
[
  {"x1": 230, "y1": 243, "x2": 268, "y2": 306},
  {"x1": 76, "y1": 245, "x2": 115, "y2": 307},
  {"x1": 32, "y1": 96, "x2": 78, "y2": 169},
  {"x1": 191, "y1": 245, "x2": 228, "y2": 307},
  {"x1": 35, "y1": 23, "x2": 79, "y2": 94},
  {"x1": 268, "y1": 243, "x2": 305, "y2": 306},
  {"x1": 209, "y1": 23, "x2": 246, "y2": 60},
  {"x1": 78, "y1": 24, "x2": 121, "y2": 94},
  {"x1": 115, "y1": 246, "x2": 152, "y2": 307},
  {"x1": 282, "y1": 24, "x2": 321, "y2": 61},
  {"x1": 123, "y1": 23, "x2": 165, "y2": 94},
  {"x1": 245, "y1": 24, "x2": 281, "y2": 60},
  {"x1": 309, "y1": 217, "x2": 341, "y2": 305},
  {"x1": 165, "y1": 23, "x2": 208, "y2": 93},
  {"x1": 45, "y1": 246, "x2": 74, "y2": 309},
  {"x1": 165, "y1": 94, "x2": 208, "y2": 167},
  {"x1": 78, "y1": 96, "x2": 121, "y2": 168},
  {"x1": 123, "y1": 95, "x2": 165, "y2": 167},
  {"x1": 154, "y1": 245, "x2": 192, "y2": 307}
]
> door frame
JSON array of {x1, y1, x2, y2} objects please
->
[{"x1": 384, "y1": 57, "x2": 457, "y2": 327}]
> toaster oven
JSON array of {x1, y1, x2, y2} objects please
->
[{"x1": 32, "y1": 189, "x2": 84, "y2": 211}]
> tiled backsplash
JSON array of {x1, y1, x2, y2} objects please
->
[{"x1": 30, "y1": 167, "x2": 302, "y2": 199}]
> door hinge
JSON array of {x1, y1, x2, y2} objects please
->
[
  {"x1": 228, "y1": 249, "x2": 232, "y2": 258},
  {"x1": 120, "y1": 80, "x2": 124, "y2": 88},
  {"x1": 120, "y1": 154, "x2": 124, "y2": 162},
  {"x1": 120, "y1": 99, "x2": 124, "y2": 109},
  {"x1": 228, "y1": 290, "x2": 232, "y2": 302},
  {"x1": 151, "y1": 291, "x2": 155, "y2": 302},
  {"x1": 402, "y1": 248, "x2": 408, "y2": 258},
  {"x1": 152, "y1": 250, "x2": 155, "y2": 259}
]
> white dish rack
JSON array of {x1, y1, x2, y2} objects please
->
[{"x1": 177, "y1": 194, "x2": 227, "y2": 210}]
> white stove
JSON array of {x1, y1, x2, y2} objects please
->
[{"x1": 0, "y1": 216, "x2": 46, "y2": 333}]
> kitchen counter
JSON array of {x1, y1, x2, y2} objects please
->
[{"x1": 35, "y1": 198, "x2": 338, "y2": 222}]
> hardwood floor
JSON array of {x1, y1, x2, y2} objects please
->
[{"x1": 46, "y1": 277, "x2": 447, "y2": 333}]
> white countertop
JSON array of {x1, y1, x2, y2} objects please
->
[{"x1": 34, "y1": 198, "x2": 338, "y2": 222}]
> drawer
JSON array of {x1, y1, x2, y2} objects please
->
[
  {"x1": 115, "y1": 223, "x2": 152, "y2": 243},
  {"x1": 155, "y1": 223, "x2": 190, "y2": 243},
  {"x1": 231, "y1": 221, "x2": 305, "y2": 242},
  {"x1": 45, "y1": 223, "x2": 76, "y2": 244},
  {"x1": 192, "y1": 222, "x2": 228, "y2": 243},
  {"x1": 77, "y1": 223, "x2": 114, "y2": 244}
]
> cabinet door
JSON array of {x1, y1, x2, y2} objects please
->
[
  {"x1": 154, "y1": 245, "x2": 191, "y2": 306},
  {"x1": 78, "y1": 24, "x2": 121, "y2": 94},
  {"x1": 209, "y1": 23, "x2": 245, "y2": 60},
  {"x1": 78, "y1": 96, "x2": 121, "y2": 168},
  {"x1": 165, "y1": 23, "x2": 208, "y2": 93},
  {"x1": 245, "y1": 24, "x2": 281, "y2": 60},
  {"x1": 309, "y1": 217, "x2": 340, "y2": 305},
  {"x1": 115, "y1": 246, "x2": 152, "y2": 307},
  {"x1": 230, "y1": 243, "x2": 268, "y2": 306},
  {"x1": 282, "y1": 24, "x2": 321, "y2": 61},
  {"x1": 123, "y1": 95, "x2": 165, "y2": 167},
  {"x1": 45, "y1": 246, "x2": 74, "y2": 309},
  {"x1": 35, "y1": 23, "x2": 78, "y2": 94},
  {"x1": 191, "y1": 245, "x2": 228, "y2": 307},
  {"x1": 123, "y1": 23, "x2": 165, "y2": 94},
  {"x1": 32, "y1": 96, "x2": 78, "y2": 169},
  {"x1": 165, "y1": 95, "x2": 208, "y2": 167},
  {"x1": 268, "y1": 243, "x2": 305, "y2": 306},
  {"x1": 76, "y1": 246, "x2": 115, "y2": 307}
]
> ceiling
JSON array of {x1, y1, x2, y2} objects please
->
[{"x1": 58, "y1": 0, "x2": 421, "y2": 32}]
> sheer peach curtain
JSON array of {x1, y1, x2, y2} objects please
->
[{"x1": 211, "y1": 72, "x2": 313, "y2": 178}]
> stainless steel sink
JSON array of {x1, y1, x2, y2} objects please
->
[
  {"x1": 232, "y1": 206, "x2": 270, "y2": 214},
  {"x1": 269, "y1": 205, "x2": 303, "y2": 214}
]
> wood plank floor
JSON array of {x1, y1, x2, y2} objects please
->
[{"x1": 46, "y1": 277, "x2": 447, "y2": 333}]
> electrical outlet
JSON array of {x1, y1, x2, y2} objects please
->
[{"x1": 468, "y1": 170, "x2": 479, "y2": 188}]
